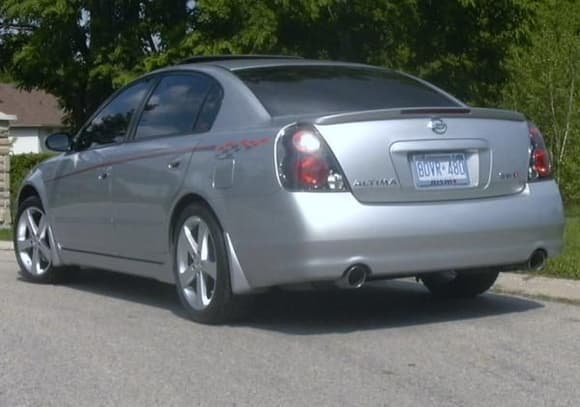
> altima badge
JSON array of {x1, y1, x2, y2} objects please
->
[
  {"x1": 353, "y1": 178, "x2": 398, "y2": 188},
  {"x1": 428, "y1": 118, "x2": 447, "y2": 135},
  {"x1": 498, "y1": 171, "x2": 520, "y2": 180}
]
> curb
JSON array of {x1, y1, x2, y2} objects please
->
[
  {"x1": 0, "y1": 240, "x2": 13, "y2": 251},
  {"x1": 494, "y1": 272, "x2": 580, "y2": 304}
]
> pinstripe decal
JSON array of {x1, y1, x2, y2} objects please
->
[{"x1": 46, "y1": 137, "x2": 271, "y2": 182}]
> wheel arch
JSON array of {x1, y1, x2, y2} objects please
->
[
  {"x1": 18, "y1": 184, "x2": 41, "y2": 209},
  {"x1": 168, "y1": 193, "x2": 224, "y2": 248},
  {"x1": 168, "y1": 192, "x2": 254, "y2": 294}
]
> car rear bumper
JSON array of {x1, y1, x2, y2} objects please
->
[{"x1": 228, "y1": 181, "x2": 565, "y2": 291}]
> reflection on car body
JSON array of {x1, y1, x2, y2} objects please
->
[{"x1": 14, "y1": 56, "x2": 565, "y2": 324}]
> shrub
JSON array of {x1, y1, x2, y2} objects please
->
[
  {"x1": 10, "y1": 153, "x2": 53, "y2": 217},
  {"x1": 502, "y1": 0, "x2": 580, "y2": 206}
]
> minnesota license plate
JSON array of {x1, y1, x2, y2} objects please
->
[{"x1": 412, "y1": 153, "x2": 470, "y2": 187}]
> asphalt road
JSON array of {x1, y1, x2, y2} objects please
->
[{"x1": 1, "y1": 250, "x2": 579, "y2": 407}]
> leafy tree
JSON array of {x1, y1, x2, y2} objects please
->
[
  {"x1": 1, "y1": 0, "x2": 537, "y2": 129},
  {"x1": 411, "y1": 0, "x2": 534, "y2": 106},
  {"x1": 0, "y1": 0, "x2": 192, "y2": 128},
  {"x1": 503, "y1": 0, "x2": 580, "y2": 203},
  {"x1": 0, "y1": 9, "x2": 29, "y2": 82},
  {"x1": 169, "y1": 0, "x2": 534, "y2": 106}
]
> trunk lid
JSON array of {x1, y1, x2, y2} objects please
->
[{"x1": 312, "y1": 108, "x2": 530, "y2": 203}]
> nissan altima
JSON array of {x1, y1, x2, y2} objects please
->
[{"x1": 14, "y1": 56, "x2": 565, "y2": 323}]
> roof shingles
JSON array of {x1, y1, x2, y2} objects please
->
[{"x1": 0, "y1": 84, "x2": 64, "y2": 128}]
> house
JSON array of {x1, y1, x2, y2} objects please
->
[{"x1": 0, "y1": 84, "x2": 64, "y2": 154}]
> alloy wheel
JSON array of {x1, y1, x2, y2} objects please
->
[
  {"x1": 176, "y1": 216, "x2": 218, "y2": 310},
  {"x1": 16, "y1": 207, "x2": 52, "y2": 276}
]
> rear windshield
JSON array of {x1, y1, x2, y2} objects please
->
[{"x1": 235, "y1": 65, "x2": 459, "y2": 116}]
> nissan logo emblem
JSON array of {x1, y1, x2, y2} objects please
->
[{"x1": 428, "y1": 118, "x2": 448, "y2": 135}]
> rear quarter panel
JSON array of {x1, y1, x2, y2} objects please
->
[{"x1": 177, "y1": 127, "x2": 282, "y2": 234}]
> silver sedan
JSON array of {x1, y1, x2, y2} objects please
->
[{"x1": 14, "y1": 56, "x2": 565, "y2": 323}]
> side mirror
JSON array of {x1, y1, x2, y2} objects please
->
[{"x1": 45, "y1": 132, "x2": 72, "y2": 152}]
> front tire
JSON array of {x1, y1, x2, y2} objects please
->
[
  {"x1": 14, "y1": 196, "x2": 60, "y2": 283},
  {"x1": 421, "y1": 270, "x2": 499, "y2": 298},
  {"x1": 173, "y1": 203, "x2": 236, "y2": 324}
]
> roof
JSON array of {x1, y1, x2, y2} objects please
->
[
  {"x1": 0, "y1": 84, "x2": 64, "y2": 128},
  {"x1": 179, "y1": 55, "x2": 303, "y2": 65},
  {"x1": 0, "y1": 112, "x2": 17, "y2": 121},
  {"x1": 177, "y1": 57, "x2": 371, "y2": 71}
]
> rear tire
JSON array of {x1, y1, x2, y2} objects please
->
[
  {"x1": 421, "y1": 270, "x2": 499, "y2": 298},
  {"x1": 173, "y1": 203, "x2": 236, "y2": 324}
]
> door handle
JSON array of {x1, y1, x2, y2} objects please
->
[
  {"x1": 168, "y1": 160, "x2": 181, "y2": 169},
  {"x1": 98, "y1": 166, "x2": 112, "y2": 180}
]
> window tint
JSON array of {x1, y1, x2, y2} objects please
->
[
  {"x1": 194, "y1": 84, "x2": 223, "y2": 133},
  {"x1": 235, "y1": 66, "x2": 459, "y2": 116},
  {"x1": 75, "y1": 80, "x2": 151, "y2": 150},
  {"x1": 135, "y1": 74, "x2": 211, "y2": 139}
]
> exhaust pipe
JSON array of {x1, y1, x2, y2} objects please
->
[
  {"x1": 336, "y1": 265, "x2": 369, "y2": 289},
  {"x1": 527, "y1": 249, "x2": 547, "y2": 271}
]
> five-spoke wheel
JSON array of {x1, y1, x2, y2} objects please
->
[
  {"x1": 177, "y1": 216, "x2": 218, "y2": 310},
  {"x1": 173, "y1": 203, "x2": 235, "y2": 323},
  {"x1": 16, "y1": 206, "x2": 52, "y2": 275},
  {"x1": 14, "y1": 196, "x2": 60, "y2": 283}
]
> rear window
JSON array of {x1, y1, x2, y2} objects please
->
[{"x1": 235, "y1": 65, "x2": 459, "y2": 116}]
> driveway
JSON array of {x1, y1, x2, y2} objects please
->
[{"x1": 1, "y1": 249, "x2": 579, "y2": 406}]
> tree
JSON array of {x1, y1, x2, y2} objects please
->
[
  {"x1": 1, "y1": 0, "x2": 536, "y2": 128},
  {"x1": 168, "y1": 0, "x2": 534, "y2": 106},
  {"x1": 503, "y1": 0, "x2": 580, "y2": 203},
  {"x1": 0, "y1": 0, "x2": 192, "y2": 128},
  {"x1": 0, "y1": 8, "x2": 30, "y2": 82},
  {"x1": 411, "y1": 0, "x2": 534, "y2": 106}
]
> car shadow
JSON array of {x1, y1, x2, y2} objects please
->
[
  {"x1": 43, "y1": 268, "x2": 544, "y2": 335},
  {"x1": 243, "y1": 281, "x2": 544, "y2": 335}
]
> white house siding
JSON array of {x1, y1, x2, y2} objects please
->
[
  {"x1": 0, "y1": 84, "x2": 64, "y2": 155},
  {"x1": 10, "y1": 127, "x2": 58, "y2": 154}
]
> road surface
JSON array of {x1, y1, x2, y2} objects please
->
[{"x1": 1, "y1": 249, "x2": 579, "y2": 406}]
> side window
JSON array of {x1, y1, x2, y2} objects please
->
[
  {"x1": 194, "y1": 84, "x2": 224, "y2": 133},
  {"x1": 75, "y1": 80, "x2": 151, "y2": 150},
  {"x1": 135, "y1": 74, "x2": 213, "y2": 140}
]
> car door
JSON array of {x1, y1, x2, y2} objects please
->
[
  {"x1": 48, "y1": 79, "x2": 153, "y2": 255},
  {"x1": 111, "y1": 72, "x2": 222, "y2": 263}
]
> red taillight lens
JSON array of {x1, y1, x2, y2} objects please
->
[
  {"x1": 297, "y1": 156, "x2": 330, "y2": 187},
  {"x1": 532, "y1": 148, "x2": 550, "y2": 177},
  {"x1": 528, "y1": 122, "x2": 552, "y2": 181},
  {"x1": 277, "y1": 125, "x2": 347, "y2": 191}
]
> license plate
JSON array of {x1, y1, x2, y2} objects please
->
[{"x1": 412, "y1": 153, "x2": 470, "y2": 187}]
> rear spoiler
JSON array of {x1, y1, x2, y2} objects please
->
[{"x1": 315, "y1": 107, "x2": 526, "y2": 126}]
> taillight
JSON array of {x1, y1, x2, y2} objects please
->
[
  {"x1": 296, "y1": 155, "x2": 329, "y2": 187},
  {"x1": 276, "y1": 125, "x2": 347, "y2": 191},
  {"x1": 528, "y1": 122, "x2": 552, "y2": 181}
]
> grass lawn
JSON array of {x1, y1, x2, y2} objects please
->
[
  {"x1": 0, "y1": 228, "x2": 12, "y2": 241},
  {"x1": 543, "y1": 212, "x2": 580, "y2": 280}
]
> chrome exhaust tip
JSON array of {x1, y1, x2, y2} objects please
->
[
  {"x1": 528, "y1": 249, "x2": 547, "y2": 271},
  {"x1": 336, "y1": 265, "x2": 369, "y2": 289}
]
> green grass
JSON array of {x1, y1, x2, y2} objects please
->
[
  {"x1": 542, "y1": 209, "x2": 580, "y2": 280},
  {"x1": 0, "y1": 228, "x2": 12, "y2": 241},
  {"x1": 563, "y1": 205, "x2": 580, "y2": 218}
]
